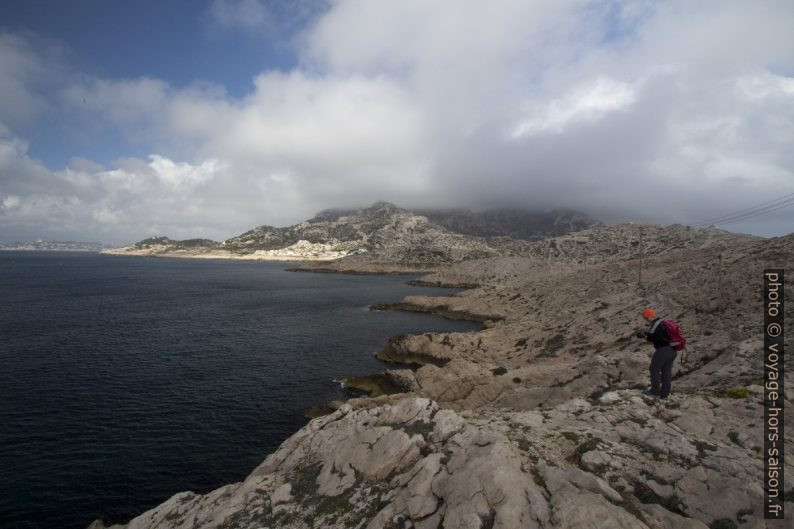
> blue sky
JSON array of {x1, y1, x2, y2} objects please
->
[
  {"x1": 1, "y1": 0, "x2": 793, "y2": 243},
  {"x1": 3, "y1": 0, "x2": 318, "y2": 167},
  {"x1": 4, "y1": 0, "x2": 310, "y2": 94}
]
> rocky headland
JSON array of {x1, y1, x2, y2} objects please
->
[
  {"x1": 101, "y1": 202, "x2": 601, "y2": 271},
  {"x1": 0, "y1": 240, "x2": 107, "y2": 252},
  {"x1": 90, "y1": 223, "x2": 792, "y2": 529}
]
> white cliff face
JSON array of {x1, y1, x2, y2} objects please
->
[
  {"x1": 252, "y1": 240, "x2": 365, "y2": 260},
  {"x1": 101, "y1": 239, "x2": 364, "y2": 261}
]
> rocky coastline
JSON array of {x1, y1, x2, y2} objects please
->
[
  {"x1": 100, "y1": 203, "x2": 602, "y2": 270},
  {"x1": 89, "y1": 224, "x2": 792, "y2": 529}
]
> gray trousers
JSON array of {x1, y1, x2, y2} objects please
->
[{"x1": 650, "y1": 345, "x2": 677, "y2": 398}]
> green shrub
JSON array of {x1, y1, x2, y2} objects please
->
[
  {"x1": 561, "y1": 431, "x2": 581, "y2": 443},
  {"x1": 725, "y1": 387, "x2": 749, "y2": 399},
  {"x1": 708, "y1": 386, "x2": 749, "y2": 399}
]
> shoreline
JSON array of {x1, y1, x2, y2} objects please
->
[
  {"x1": 99, "y1": 251, "x2": 439, "y2": 275},
  {"x1": 87, "y1": 263, "x2": 483, "y2": 528},
  {"x1": 99, "y1": 250, "x2": 318, "y2": 263},
  {"x1": 321, "y1": 278, "x2": 487, "y2": 407},
  {"x1": 288, "y1": 266, "x2": 434, "y2": 276},
  {"x1": 368, "y1": 301, "x2": 499, "y2": 323},
  {"x1": 86, "y1": 228, "x2": 794, "y2": 529}
]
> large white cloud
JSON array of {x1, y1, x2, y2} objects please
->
[
  {"x1": 0, "y1": 131, "x2": 234, "y2": 243},
  {"x1": 1, "y1": 0, "x2": 794, "y2": 242},
  {"x1": 294, "y1": 0, "x2": 794, "y2": 233}
]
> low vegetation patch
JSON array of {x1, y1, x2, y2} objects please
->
[
  {"x1": 289, "y1": 463, "x2": 358, "y2": 525},
  {"x1": 545, "y1": 333, "x2": 567, "y2": 354},
  {"x1": 568, "y1": 436, "x2": 606, "y2": 465},
  {"x1": 712, "y1": 387, "x2": 750, "y2": 399},
  {"x1": 693, "y1": 440, "x2": 718, "y2": 458},
  {"x1": 639, "y1": 470, "x2": 669, "y2": 486},
  {"x1": 607, "y1": 497, "x2": 648, "y2": 524},
  {"x1": 709, "y1": 519, "x2": 738, "y2": 529},
  {"x1": 531, "y1": 466, "x2": 546, "y2": 489},
  {"x1": 586, "y1": 384, "x2": 619, "y2": 403},
  {"x1": 399, "y1": 420, "x2": 435, "y2": 439},
  {"x1": 631, "y1": 479, "x2": 685, "y2": 515},
  {"x1": 291, "y1": 464, "x2": 323, "y2": 501},
  {"x1": 620, "y1": 436, "x2": 669, "y2": 463},
  {"x1": 561, "y1": 431, "x2": 581, "y2": 443},
  {"x1": 727, "y1": 431, "x2": 744, "y2": 447}
]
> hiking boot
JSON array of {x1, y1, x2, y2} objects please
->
[{"x1": 643, "y1": 390, "x2": 660, "y2": 398}]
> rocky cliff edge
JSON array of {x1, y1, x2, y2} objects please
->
[{"x1": 91, "y1": 225, "x2": 793, "y2": 529}]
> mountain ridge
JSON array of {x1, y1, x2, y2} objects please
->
[{"x1": 102, "y1": 202, "x2": 603, "y2": 266}]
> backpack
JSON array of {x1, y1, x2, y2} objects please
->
[{"x1": 662, "y1": 320, "x2": 686, "y2": 352}]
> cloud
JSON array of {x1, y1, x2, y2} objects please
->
[
  {"x1": 296, "y1": 0, "x2": 794, "y2": 223},
  {"x1": 511, "y1": 76, "x2": 637, "y2": 138},
  {"x1": 174, "y1": 72, "x2": 430, "y2": 180},
  {"x1": 0, "y1": 31, "x2": 69, "y2": 130},
  {"x1": 0, "y1": 130, "x2": 233, "y2": 242},
  {"x1": 736, "y1": 72, "x2": 794, "y2": 100},
  {"x1": 62, "y1": 77, "x2": 170, "y2": 127},
  {"x1": 208, "y1": 0, "x2": 273, "y2": 32},
  {"x1": 2, "y1": 0, "x2": 794, "y2": 242},
  {"x1": 205, "y1": 0, "x2": 327, "y2": 37}
]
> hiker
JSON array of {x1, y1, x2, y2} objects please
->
[{"x1": 638, "y1": 308, "x2": 677, "y2": 398}]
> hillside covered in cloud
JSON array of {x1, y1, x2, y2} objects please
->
[{"x1": 1, "y1": 1, "x2": 793, "y2": 243}]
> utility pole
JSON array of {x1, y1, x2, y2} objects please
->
[
  {"x1": 638, "y1": 227, "x2": 644, "y2": 286},
  {"x1": 718, "y1": 252, "x2": 723, "y2": 311}
]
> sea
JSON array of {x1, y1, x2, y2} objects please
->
[{"x1": 0, "y1": 252, "x2": 479, "y2": 529}]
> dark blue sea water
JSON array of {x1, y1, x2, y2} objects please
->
[{"x1": 0, "y1": 252, "x2": 479, "y2": 529}]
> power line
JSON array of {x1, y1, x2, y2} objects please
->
[
  {"x1": 694, "y1": 197, "x2": 794, "y2": 227},
  {"x1": 693, "y1": 192, "x2": 794, "y2": 225},
  {"x1": 700, "y1": 198, "x2": 794, "y2": 227},
  {"x1": 692, "y1": 192, "x2": 794, "y2": 227}
]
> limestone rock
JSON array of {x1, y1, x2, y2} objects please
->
[
  {"x1": 270, "y1": 483, "x2": 292, "y2": 505},
  {"x1": 400, "y1": 454, "x2": 444, "y2": 519},
  {"x1": 538, "y1": 463, "x2": 622, "y2": 503},
  {"x1": 546, "y1": 479, "x2": 649, "y2": 529},
  {"x1": 580, "y1": 449, "x2": 613, "y2": 473},
  {"x1": 430, "y1": 409, "x2": 465, "y2": 443},
  {"x1": 639, "y1": 503, "x2": 710, "y2": 529}
]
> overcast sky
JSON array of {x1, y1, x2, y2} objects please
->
[{"x1": 1, "y1": 0, "x2": 793, "y2": 243}]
